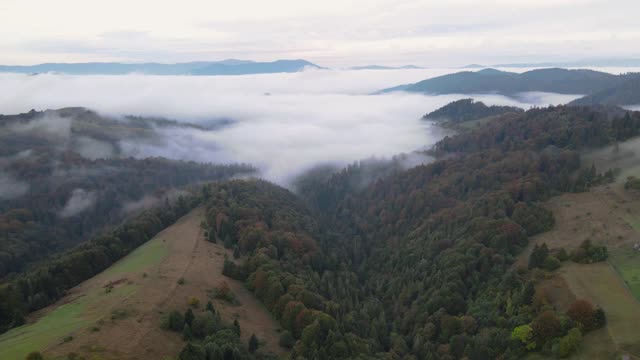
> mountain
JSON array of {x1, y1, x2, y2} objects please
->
[
  {"x1": 349, "y1": 65, "x2": 424, "y2": 70},
  {"x1": 569, "y1": 75, "x2": 640, "y2": 106},
  {"x1": 422, "y1": 98, "x2": 523, "y2": 125},
  {"x1": 190, "y1": 59, "x2": 322, "y2": 75},
  {"x1": 380, "y1": 68, "x2": 632, "y2": 96},
  {"x1": 492, "y1": 58, "x2": 640, "y2": 68},
  {"x1": 0, "y1": 59, "x2": 323, "y2": 76}
]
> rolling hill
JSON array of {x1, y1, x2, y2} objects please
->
[
  {"x1": 569, "y1": 76, "x2": 640, "y2": 106},
  {"x1": 380, "y1": 68, "x2": 633, "y2": 96}
]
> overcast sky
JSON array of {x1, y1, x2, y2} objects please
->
[{"x1": 1, "y1": 0, "x2": 639, "y2": 67}]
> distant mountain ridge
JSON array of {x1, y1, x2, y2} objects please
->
[
  {"x1": 569, "y1": 75, "x2": 640, "y2": 106},
  {"x1": 349, "y1": 65, "x2": 424, "y2": 70},
  {"x1": 462, "y1": 58, "x2": 640, "y2": 68},
  {"x1": 0, "y1": 59, "x2": 323, "y2": 76},
  {"x1": 380, "y1": 68, "x2": 635, "y2": 96}
]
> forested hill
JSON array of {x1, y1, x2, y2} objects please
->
[
  {"x1": 192, "y1": 105, "x2": 640, "y2": 359},
  {"x1": 0, "y1": 108, "x2": 255, "y2": 279},
  {"x1": 380, "y1": 68, "x2": 633, "y2": 96},
  {"x1": 569, "y1": 75, "x2": 640, "y2": 106},
  {"x1": 422, "y1": 98, "x2": 523, "y2": 124}
]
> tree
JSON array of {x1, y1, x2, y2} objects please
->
[
  {"x1": 25, "y1": 352, "x2": 44, "y2": 360},
  {"x1": 249, "y1": 333, "x2": 259, "y2": 352},
  {"x1": 531, "y1": 311, "x2": 561, "y2": 344},
  {"x1": 178, "y1": 342, "x2": 205, "y2": 360},
  {"x1": 511, "y1": 325, "x2": 536, "y2": 350},
  {"x1": 206, "y1": 301, "x2": 215, "y2": 313},
  {"x1": 556, "y1": 327, "x2": 582, "y2": 358},
  {"x1": 529, "y1": 243, "x2": 549, "y2": 269},
  {"x1": 233, "y1": 318, "x2": 241, "y2": 336},
  {"x1": 567, "y1": 299, "x2": 596, "y2": 330},
  {"x1": 184, "y1": 308, "x2": 195, "y2": 326},
  {"x1": 592, "y1": 308, "x2": 606, "y2": 329},
  {"x1": 182, "y1": 324, "x2": 193, "y2": 341},
  {"x1": 166, "y1": 310, "x2": 184, "y2": 331},
  {"x1": 279, "y1": 330, "x2": 295, "y2": 348}
]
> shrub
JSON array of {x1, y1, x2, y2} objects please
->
[
  {"x1": 188, "y1": 297, "x2": 200, "y2": 308},
  {"x1": 543, "y1": 256, "x2": 561, "y2": 271}
]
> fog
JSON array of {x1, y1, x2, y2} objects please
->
[
  {"x1": 59, "y1": 188, "x2": 96, "y2": 217},
  {"x1": 0, "y1": 68, "x2": 586, "y2": 185}
]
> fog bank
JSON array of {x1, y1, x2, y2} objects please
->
[{"x1": 0, "y1": 69, "x2": 584, "y2": 184}]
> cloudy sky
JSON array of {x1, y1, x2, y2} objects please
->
[{"x1": 1, "y1": 0, "x2": 639, "y2": 67}]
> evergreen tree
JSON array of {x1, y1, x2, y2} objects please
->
[
  {"x1": 206, "y1": 301, "x2": 215, "y2": 313},
  {"x1": 184, "y1": 308, "x2": 195, "y2": 326},
  {"x1": 249, "y1": 333, "x2": 259, "y2": 353}
]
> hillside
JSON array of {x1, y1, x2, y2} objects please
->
[
  {"x1": 0, "y1": 207, "x2": 286, "y2": 360},
  {"x1": 422, "y1": 98, "x2": 523, "y2": 125},
  {"x1": 0, "y1": 108, "x2": 254, "y2": 279},
  {"x1": 569, "y1": 76, "x2": 640, "y2": 106},
  {"x1": 0, "y1": 59, "x2": 322, "y2": 76},
  {"x1": 380, "y1": 68, "x2": 631, "y2": 96},
  {"x1": 192, "y1": 106, "x2": 640, "y2": 359}
]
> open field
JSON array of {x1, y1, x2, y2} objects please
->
[
  {"x1": 0, "y1": 207, "x2": 286, "y2": 360},
  {"x1": 519, "y1": 181, "x2": 640, "y2": 359},
  {"x1": 609, "y1": 248, "x2": 640, "y2": 301}
]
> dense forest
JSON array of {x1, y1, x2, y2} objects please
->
[
  {"x1": 569, "y1": 76, "x2": 640, "y2": 106},
  {"x1": 422, "y1": 99, "x2": 523, "y2": 125},
  {"x1": 0, "y1": 108, "x2": 255, "y2": 278},
  {"x1": 187, "y1": 105, "x2": 639, "y2": 359},
  {"x1": 4, "y1": 104, "x2": 640, "y2": 359}
]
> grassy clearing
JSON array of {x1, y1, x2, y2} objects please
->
[
  {"x1": 0, "y1": 298, "x2": 91, "y2": 360},
  {"x1": 609, "y1": 248, "x2": 640, "y2": 301},
  {"x1": 102, "y1": 236, "x2": 168, "y2": 276},
  {"x1": 0, "y1": 283, "x2": 137, "y2": 360},
  {"x1": 562, "y1": 263, "x2": 640, "y2": 357}
]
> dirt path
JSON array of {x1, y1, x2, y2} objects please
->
[{"x1": 43, "y1": 207, "x2": 286, "y2": 360}]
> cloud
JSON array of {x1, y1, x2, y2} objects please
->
[
  {"x1": 0, "y1": 69, "x2": 584, "y2": 185},
  {"x1": 0, "y1": 172, "x2": 29, "y2": 200},
  {"x1": 59, "y1": 188, "x2": 96, "y2": 217},
  {"x1": 10, "y1": 112, "x2": 72, "y2": 140},
  {"x1": 120, "y1": 189, "x2": 190, "y2": 214}
]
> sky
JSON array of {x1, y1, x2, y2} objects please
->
[{"x1": 1, "y1": 0, "x2": 639, "y2": 67}]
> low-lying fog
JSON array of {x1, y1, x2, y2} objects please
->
[{"x1": 0, "y1": 68, "x2": 591, "y2": 184}]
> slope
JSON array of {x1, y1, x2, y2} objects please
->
[
  {"x1": 0, "y1": 207, "x2": 286, "y2": 360},
  {"x1": 569, "y1": 76, "x2": 640, "y2": 107},
  {"x1": 380, "y1": 68, "x2": 630, "y2": 96}
]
